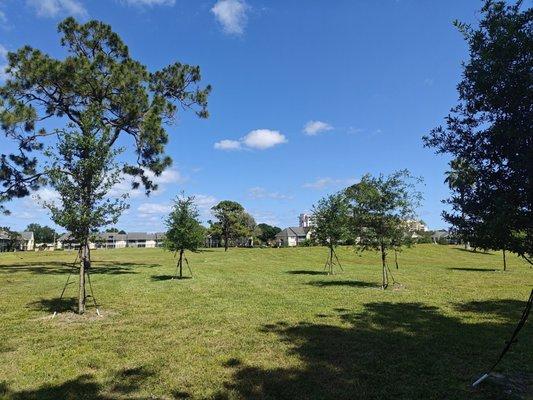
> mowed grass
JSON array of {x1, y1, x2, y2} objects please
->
[{"x1": 0, "y1": 245, "x2": 532, "y2": 399}]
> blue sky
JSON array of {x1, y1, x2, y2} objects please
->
[{"x1": 0, "y1": 0, "x2": 484, "y2": 232}]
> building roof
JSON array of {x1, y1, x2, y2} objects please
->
[
  {"x1": 431, "y1": 230, "x2": 449, "y2": 239},
  {"x1": 276, "y1": 226, "x2": 311, "y2": 237},
  {"x1": 58, "y1": 232, "x2": 165, "y2": 242},
  {"x1": 19, "y1": 231, "x2": 34, "y2": 241}
]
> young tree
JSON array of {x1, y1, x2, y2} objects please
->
[
  {"x1": 423, "y1": 1, "x2": 532, "y2": 265},
  {"x1": 0, "y1": 18, "x2": 210, "y2": 313},
  {"x1": 211, "y1": 200, "x2": 248, "y2": 251},
  {"x1": 311, "y1": 192, "x2": 349, "y2": 274},
  {"x1": 25, "y1": 223, "x2": 57, "y2": 243},
  {"x1": 257, "y1": 223, "x2": 281, "y2": 245},
  {"x1": 345, "y1": 170, "x2": 422, "y2": 289},
  {"x1": 164, "y1": 195, "x2": 205, "y2": 279}
]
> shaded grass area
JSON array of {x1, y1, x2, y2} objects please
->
[{"x1": 0, "y1": 245, "x2": 532, "y2": 399}]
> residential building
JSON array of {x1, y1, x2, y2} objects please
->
[
  {"x1": 275, "y1": 227, "x2": 312, "y2": 247},
  {"x1": 19, "y1": 231, "x2": 34, "y2": 251},
  {"x1": 299, "y1": 213, "x2": 316, "y2": 228},
  {"x1": 57, "y1": 232, "x2": 165, "y2": 250}
]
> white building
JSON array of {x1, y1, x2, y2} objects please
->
[
  {"x1": 275, "y1": 227, "x2": 312, "y2": 247},
  {"x1": 299, "y1": 213, "x2": 316, "y2": 228},
  {"x1": 57, "y1": 232, "x2": 165, "y2": 250}
]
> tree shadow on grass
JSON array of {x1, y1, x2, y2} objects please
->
[
  {"x1": 216, "y1": 301, "x2": 532, "y2": 400},
  {"x1": 0, "y1": 366, "x2": 189, "y2": 400},
  {"x1": 27, "y1": 297, "x2": 78, "y2": 313},
  {"x1": 0, "y1": 261, "x2": 160, "y2": 275},
  {"x1": 286, "y1": 270, "x2": 327, "y2": 275},
  {"x1": 308, "y1": 280, "x2": 380, "y2": 289},
  {"x1": 150, "y1": 275, "x2": 192, "y2": 281},
  {"x1": 448, "y1": 267, "x2": 498, "y2": 272},
  {"x1": 454, "y1": 248, "x2": 493, "y2": 255},
  {"x1": 454, "y1": 298, "x2": 529, "y2": 321}
]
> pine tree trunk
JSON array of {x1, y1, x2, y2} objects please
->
[
  {"x1": 503, "y1": 248, "x2": 507, "y2": 271},
  {"x1": 394, "y1": 249, "x2": 399, "y2": 269},
  {"x1": 224, "y1": 232, "x2": 228, "y2": 252}
]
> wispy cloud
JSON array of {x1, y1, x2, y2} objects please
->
[
  {"x1": 211, "y1": 0, "x2": 248, "y2": 35},
  {"x1": 214, "y1": 139, "x2": 242, "y2": 151},
  {"x1": 215, "y1": 129, "x2": 287, "y2": 151},
  {"x1": 109, "y1": 167, "x2": 185, "y2": 198},
  {"x1": 118, "y1": 0, "x2": 175, "y2": 6},
  {"x1": 0, "y1": 44, "x2": 7, "y2": 81},
  {"x1": 303, "y1": 177, "x2": 358, "y2": 190},
  {"x1": 303, "y1": 120, "x2": 333, "y2": 136},
  {"x1": 26, "y1": 0, "x2": 88, "y2": 18},
  {"x1": 248, "y1": 187, "x2": 293, "y2": 200}
]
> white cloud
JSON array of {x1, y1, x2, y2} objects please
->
[
  {"x1": 0, "y1": 44, "x2": 7, "y2": 59},
  {"x1": 109, "y1": 167, "x2": 185, "y2": 198},
  {"x1": 215, "y1": 129, "x2": 287, "y2": 151},
  {"x1": 242, "y1": 129, "x2": 287, "y2": 150},
  {"x1": 249, "y1": 187, "x2": 292, "y2": 200},
  {"x1": 214, "y1": 139, "x2": 242, "y2": 151},
  {"x1": 303, "y1": 177, "x2": 358, "y2": 190},
  {"x1": 211, "y1": 0, "x2": 248, "y2": 35},
  {"x1": 119, "y1": 0, "x2": 175, "y2": 6},
  {"x1": 193, "y1": 194, "x2": 217, "y2": 211},
  {"x1": 26, "y1": 0, "x2": 88, "y2": 18},
  {"x1": 137, "y1": 202, "x2": 171, "y2": 216},
  {"x1": 303, "y1": 120, "x2": 333, "y2": 136},
  {"x1": 0, "y1": 9, "x2": 6, "y2": 24}
]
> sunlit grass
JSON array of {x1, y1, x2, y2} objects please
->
[{"x1": 0, "y1": 245, "x2": 531, "y2": 399}]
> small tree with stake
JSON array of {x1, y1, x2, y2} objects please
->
[
  {"x1": 311, "y1": 192, "x2": 349, "y2": 274},
  {"x1": 164, "y1": 195, "x2": 205, "y2": 279},
  {"x1": 345, "y1": 170, "x2": 422, "y2": 289}
]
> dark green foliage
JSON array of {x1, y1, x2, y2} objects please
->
[
  {"x1": 257, "y1": 223, "x2": 281, "y2": 245},
  {"x1": 25, "y1": 223, "x2": 57, "y2": 243},
  {"x1": 211, "y1": 200, "x2": 252, "y2": 251},
  {"x1": 311, "y1": 193, "x2": 350, "y2": 274},
  {"x1": 0, "y1": 17, "x2": 210, "y2": 313},
  {"x1": 423, "y1": 1, "x2": 532, "y2": 265},
  {"x1": 0, "y1": 17, "x2": 210, "y2": 210},
  {"x1": 164, "y1": 194, "x2": 205, "y2": 278},
  {"x1": 345, "y1": 170, "x2": 422, "y2": 288}
]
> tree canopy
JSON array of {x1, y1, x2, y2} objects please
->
[
  {"x1": 423, "y1": 1, "x2": 532, "y2": 265},
  {"x1": 210, "y1": 200, "x2": 251, "y2": 251},
  {"x1": 345, "y1": 170, "x2": 422, "y2": 288},
  {"x1": 164, "y1": 194, "x2": 205, "y2": 278},
  {"x1": 257, "y1": 223, "x2": 281, "y2": 245},
  {"x1": 25, "y1": 223, "x2": 57, "y2": 243},
  {"x1": 0, "y1": 17, "x2": 210, "y2": 313},
  {"x1": 311, "y1": 192, "x2": 350, "y2": 274}
]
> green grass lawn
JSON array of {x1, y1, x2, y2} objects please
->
[{"x1": 0, "y1": 244, "x2": 532, "y2": 399}]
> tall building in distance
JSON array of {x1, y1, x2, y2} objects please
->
[{"x1": 299, "y1": 213, "x2": 316, "y2": 228}]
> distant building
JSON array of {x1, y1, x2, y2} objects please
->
[
  {"x1": 299, "y1": 213, "x2": 316, "y2": 228},
  {"x1": 0, "y1": 230, "x2": 34, "y2": 251},
  {"x1": 405, "y1": 220, "x2": 428, "y2": 232},
  {"x1": 57, "y1": 232, "x2": 165, "y2": 250},
  {"x1": 19, "y1": 231, "x2": 35, "y2": 251},
  {"x1": 275, "y1": 227, "x2": 312, "y2": 247}
]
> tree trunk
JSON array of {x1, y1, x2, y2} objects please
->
[
  {"x1": 179, "y1": 249, "x2": 184, "y2": 278},
  {"x1": 78, "y1": 242, "x2": 89, "y2": 314},
  {"x1": 381, "y1": 244, "x2": 388, "y2": 289},
  {"x1": 394, "y1": 249, "x2": 399, "y2": 269},
  {"x1": 224, "y1": 232, "x2": 228, "y2": 252},
  {"x1": 329, "y1": 246, "x2": 334, "y2": 275},
  {"x1": 503, "y1": 248, "x2": 507, "y2": 271}
]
